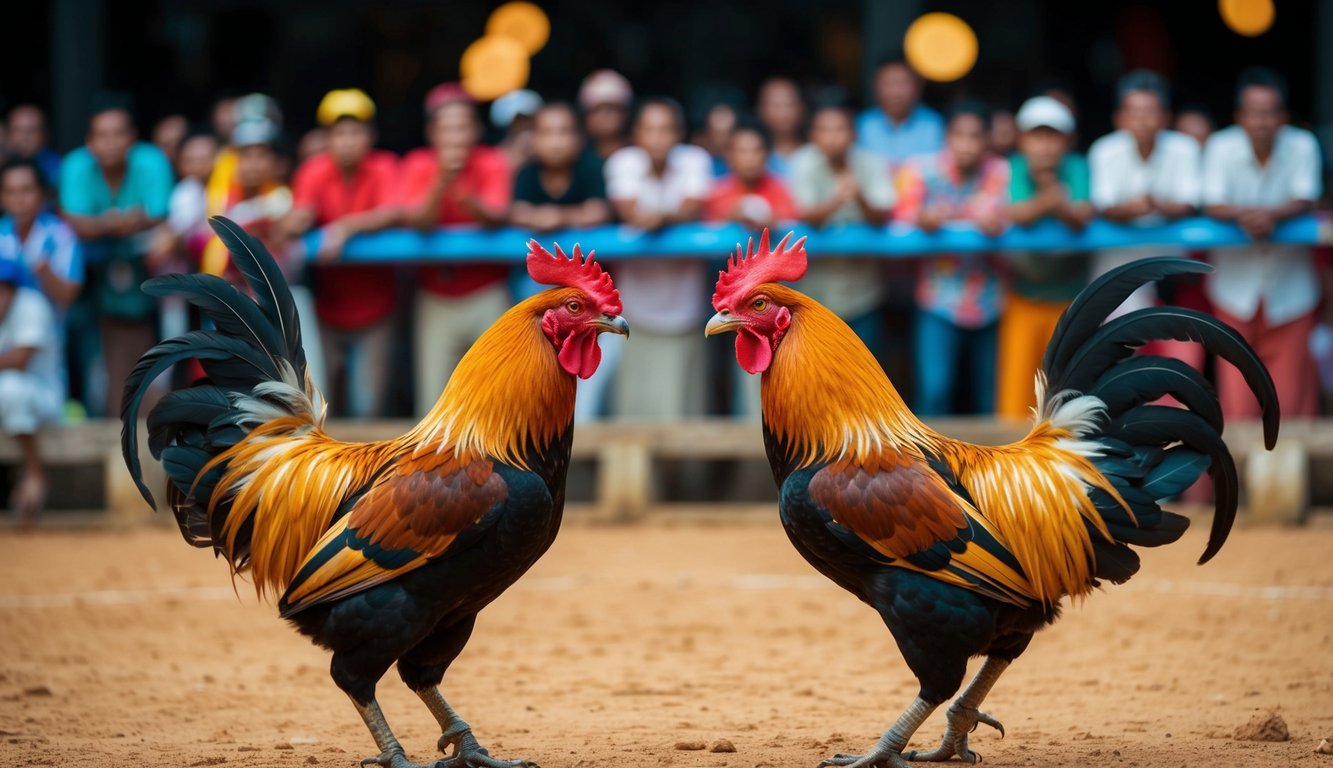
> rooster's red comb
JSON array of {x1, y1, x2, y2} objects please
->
[
  {"x1": 526, "y1": 240, "x2": 622, "y2": 315},
  {"x1": 711, "y1": 229, "x2": 808, "y2": 310}
]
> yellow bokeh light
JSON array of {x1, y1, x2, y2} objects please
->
[
  {"x1": 460, "y1": 35, "x2": 531, "y2": 101},
  {"x1": 903, "y1": 12, "x2": 978, "y2": 83},
  {"x1": 486, "y1": 2, "x2": 551, "y2": 56},
  {"x1": 1219, "y1": 0, "x2": 1275, "y2": 36}
]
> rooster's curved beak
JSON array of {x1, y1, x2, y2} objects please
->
[
  {"x1": 592, "y1": 314, "x2": 630, "y2": 337},
  {"x1": 705, "y1": 310, "x2": 745, "y2": 337}
]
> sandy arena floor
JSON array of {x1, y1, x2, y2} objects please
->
[{"x1": 1, "y1": 520, "x2": 1331, "y2": 768}]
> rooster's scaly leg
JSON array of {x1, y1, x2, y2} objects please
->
[
  {"x1": 818, "y1": 696, "x2": 938, "y2": 768},
  {"x1": 906, "y1": 658, "x2": 1009, "y2": 764},
  {"x1": 354, "y1": 696, "x2": 442, "y2": 768},
  {"x1": 417, "y1": 687, "x2": 537, "y2": 768}
]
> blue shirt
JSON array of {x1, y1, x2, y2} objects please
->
[
  {"x1": 855, "y1": 104, "x2": 945, "y2": 167},
  {"x1": 0, "y1": 211, "x2": 85, "y2": 305},
  {"x1": 766, "y1": 149, "x2": 796, "y2": 181}
]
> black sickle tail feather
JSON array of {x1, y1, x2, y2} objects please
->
[
  {"x1": 120, "y1": 216, "x2": 311, "y2": 553},
  {"x1": 1040, "y1": 258, "x2": 1279, "y2": 581}
]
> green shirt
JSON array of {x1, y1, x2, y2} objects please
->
[{"x1": 1006, "y1": 152, "x2": 1091, "y2": 302}]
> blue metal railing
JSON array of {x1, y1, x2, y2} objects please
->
[{"x1": 304, "y1": 215, "x2": 1330, "y2": 263}]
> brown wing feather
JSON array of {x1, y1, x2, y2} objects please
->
[
  {"x1": 809, "y1": 451, "x2": 969, "y2": 559},
  {"x1": 279, "y1": 451, "x2": 508, "y2": 613},
  {"x1": 808, "y1": 449, "x2": 1039, "y2": 605}
]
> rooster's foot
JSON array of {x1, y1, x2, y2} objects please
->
[
  {"x1": 437, "y1": 726, "x2": 537, "y2": 768},
  {"x1": 359, "y1": 748, "x2": 445, "y2": 768},
  {"x1": 905, "y1": 703, "x2": 1004, "y2": 763},
  {"x1": 818, "y1": 749, "x2": 912, "y2": 768}
]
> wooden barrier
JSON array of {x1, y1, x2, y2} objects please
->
[{"x1": 1, "y1": 417, "x2": 1326, "y2": 525}]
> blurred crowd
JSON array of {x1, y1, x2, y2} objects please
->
[{"x1": 0, "y1": 60, "x2": 1330, "y2": 519}]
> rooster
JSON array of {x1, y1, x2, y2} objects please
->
[
  {"x1": 706, "y1": 231, "x2": 1278, "y2": 768},
  {"x1": 121, "y1": 217, "x2": 628, "y2": 768}
]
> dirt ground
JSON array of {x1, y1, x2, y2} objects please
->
[{"x1": 1, "y1": 520, "x2": 1331, "y2": 768}]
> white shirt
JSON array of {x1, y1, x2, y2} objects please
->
[
  {"x1": 1088, "y1": 129, "x2": 1202, "y2": 316},
  {"x1": 1201, "y1": 125, "x2": 1323, "y2": 324},
  {"x1": 167, "y1": 177, "x2": 208, "y2": 236},
  {"x1": 0, "y1": 287, "x2": 62, "y2": 405},
  {"x1": 605, "y1": 144, "x2": 713, "y2": 334},
  {"x1": 789, "y1": 145, "x2": 896, "y2": 319},
  {"x1": 1090, "y1": 129, "x2": 1201, "y2": 212}
]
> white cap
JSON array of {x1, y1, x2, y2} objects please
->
[
  {"x1": 490, "y1": 89, "x2": 544, "y2": 129},
  {"x1": 578, "y1": 69, "x2": 633, "y2": 110},
  {"x1": 1015, "y1": 96, "x2": 1075, "y2": 134}
]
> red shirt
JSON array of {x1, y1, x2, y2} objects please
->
[
  {"x1": 395, "y1": 146, "x2": 512, "y2": 297},
  {"x1": 703, "y1": 173, "x2": 798, "y2": 223},
  {"x1": 292, "y1": 150, "x2": 399, "y2": 330}
]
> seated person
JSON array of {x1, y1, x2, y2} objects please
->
[{"x1": 0, "y1": 262, "x2": 60, "y2": 524}]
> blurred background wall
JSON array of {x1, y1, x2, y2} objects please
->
[{"x1": 4, "y1": 0, "x2": 1329, "y2": 154}]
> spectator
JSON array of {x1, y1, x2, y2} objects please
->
[
  {"x1": 0, "y1": 158, "x2": 84, "y2": 422},
  {"x1": 297, "y1": 127, "x2": 330, "y2": 164},
  {"x1": 491, "y1": 89, "x2": 543, "y2": 172},
  {"x1": 206, "y1": 94, "x2": 282, "y2": 231},
  {"x1": 147, "y1": 130, "x2": 217, "y2": 353},
  {"x1": 704, "y1": 120, "x2": 799, "y2": 419},
  {"x1": 790, "y1": 103, "x2": 895, "y2": 357},
  {"x1": 0, "y1": 159, "x2": 84, "y2": 314},
  {"x1": 693, "y1": 102, "x2": 739, "y2": 177},
  {"x1": 856, "y1": 57, "x2": 945, "y2": 166},
  {"x1": 893, "y1": 102, "x2": 1009, "y2": 416},
  {"x1": 578, "y1": 69, "x2": 634, "y2": 168},
  {"x1": 604, "y1": 97, "x2": 712, "y2": 420},
  {"x1": 0, "y1": 261, "x2": 60, "y2": 524},
  {"x1": 989, "y1": 109, "x2": 1018, "y2": 156},
  {"x1": 704, "y1": 122, "x2": 797, "y2": 230},
  {"x1": 283, "y1": 89, "x2": 401, "y2": 419},
  {"x1": 1175, "y1": 105, "x2": 1215, "y2": 148},
  {"x1": 202, "y1": 117, "x2": 292, "y2": 279},
  {"x1": 509, "y1": 101, "x2": 614, "y2": 418},
  {"x1": 154, "y1": 131, "x2": 218, "y2": 266},
  {"x1": 756, "y1": 77, "x2": 806, "y2": 180},
  {"x1": 1203, "y1": 67, "x2": 1323, "y2": 420},
  {"x1": 59, "y1": 95, "x2": 174, "y2": 418},
  {"x1": 1089, "y1": 70, "x2": 1201, "y2": 317},
  {"x1": 4, "y1": 106, "x2": 62, "y2": 192},
  {"x1": 397, "y1": 88, "x2": 512, "y2": 417},
  {"x1": 152, "y1": 114, "x2": 189, "y2": 170},
  {"x1": 997, "y1": 95, "x2": 1094, "y2": 421},
  {"x1": 211, "y1": 96, "x2": 238, "y2": 142},
  {"x1": 510, "y1": 103, "x2": 612, "y2": 233}
]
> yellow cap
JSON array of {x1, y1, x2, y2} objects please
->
[{"x1": 316, "y1": 89, "x2": 376, "y2": 126}]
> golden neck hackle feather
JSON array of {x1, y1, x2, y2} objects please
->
[{"x1": 203, "y1": 290, "x2": 577, "y2": 601}]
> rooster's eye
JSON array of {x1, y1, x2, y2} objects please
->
[
  {"x1": 567, "y1": 301, "x2": 582, "y2": 314},
  {"x1": 752, "y1": 298, "x2": 768, "y2": 312}
]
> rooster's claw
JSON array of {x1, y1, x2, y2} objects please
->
[
  {"x1": 437, "y1": 727, "x2": 536, "y2": 768},
  {"x1": 904, "y1": 704, "x2": 1003, "y2": 763},
  {"x1": 817, "y1": 750, "x2": 912, "y2": 768}
]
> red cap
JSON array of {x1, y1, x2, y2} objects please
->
[{"x1": 424, "y1": 82, "x2": 475, "y2": 115}]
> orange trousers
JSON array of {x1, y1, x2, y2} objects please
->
[
  {"x1": 1213, "y1": 306, "x2": 1318, "y2": 420},
  {"x1": 996, "y1": 291, "x2": 1070, "y2": 420}
]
